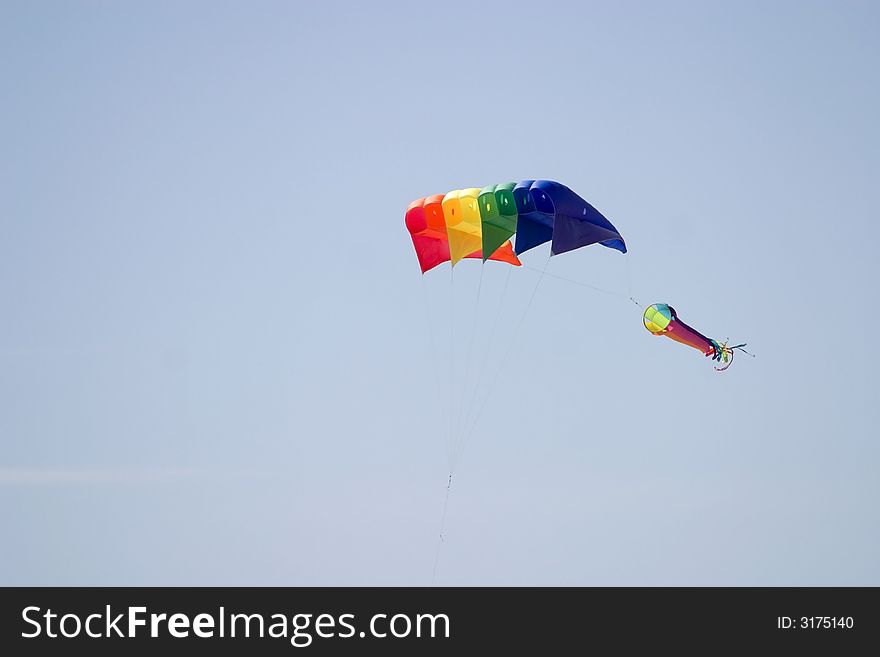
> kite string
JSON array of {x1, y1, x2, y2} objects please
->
[
  {"x1": 454, "y1": 266, "x2": 512, "y2": 465},
  {"x1": 521, "y1": 264, "x2": 642, "y2": 308},
  {"x1": 420, "y1": 275, "x2": 450, "y2": 460},
  {"x1": 437, "y1": 254, "x2": 548, "y2": 581},
  {"x1": 431, "y1": 472, "x2": 453, "y2": 585},
  {"x1": 419, "y1": 275, "x2": 455, "y2": 584},
  {"x1": 452, "y1": 253, "x2": 551, "y2": 471},
  {"x1": 454, "y1": 263, "x2": 484, "y2": 446},
  {"x1": 625, "y1": 256, "x2": 641, "y2": 307},
  {"x1": 447, "y1": 266, "x2": 456, "y2": 468}
]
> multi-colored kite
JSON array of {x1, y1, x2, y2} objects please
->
[
  {"x1": 405, "y1": 180, "x2": 626, "y2": 273},
  {"x1": 405, "y1": 180, "x2": 750, "y2": 372},
  {"x1": 643, "y1": 303, "x2": 750, "y2": 371}
]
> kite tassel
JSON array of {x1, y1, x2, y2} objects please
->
[
  {"x1": 731, "y1": 343, "x2": 755, "y2": 357},
  {"x1": 712, "y1": 341, "x2": 754, "y2": 372}
]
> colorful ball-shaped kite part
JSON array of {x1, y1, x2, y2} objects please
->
[
  {"x1": 643, "y1": 303, "x2": 674, "y2": 335},
  {"x1": 643, "y1": 302, "x2": 716, "y2": 358}
]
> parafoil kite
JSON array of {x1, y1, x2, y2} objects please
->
[
  {"x1": 643, "y1": 303, "x2": 749, "y2": 371},
  {"x1": 405, "y1": 180, "x2": 626, "y2": 273},
  {"x1": 405, "y1": 181, "x2": 751, "y2": 372}
]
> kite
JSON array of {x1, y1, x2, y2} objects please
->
[
  {"x1": 405, "y1": 181, "x2": 751, "y2": 372},
  {"x1": 643, "y1": 303, "x2": 750, "y2": 371},
  {"x1": 405, "y1": 180, "x2": 626, "y2": 273},
  {"x1": 408, "y1": 180, "x2": 752, "y2": 585}
]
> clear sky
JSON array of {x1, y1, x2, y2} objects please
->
[{"x1": 1, "y1": 1, "x2": 878, "y2": 585}]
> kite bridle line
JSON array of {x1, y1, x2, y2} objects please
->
[
  {"x1": 432, "y1": 252, "x2": 551, "y2": 585},
  {"x1": 423, "y1": 242, "x2": 755, "y2": 582},
  {"x1": 453, "y1": 252, "x2": 552, "y2": 470}
]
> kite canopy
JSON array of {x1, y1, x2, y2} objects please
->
[
  {"x1": 405, "y1": 180, "x2": 626, "y2": 273},
  {"x1": 405, "y1": 195, "x2": 520, "y2": 273},
  {"x1": 515, "y1": 180, "x2": 627, "y2": 256}
]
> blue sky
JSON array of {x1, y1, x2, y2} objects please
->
[{"x1": 1, "y1": 1, "x2": 878, "y2": 585}]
